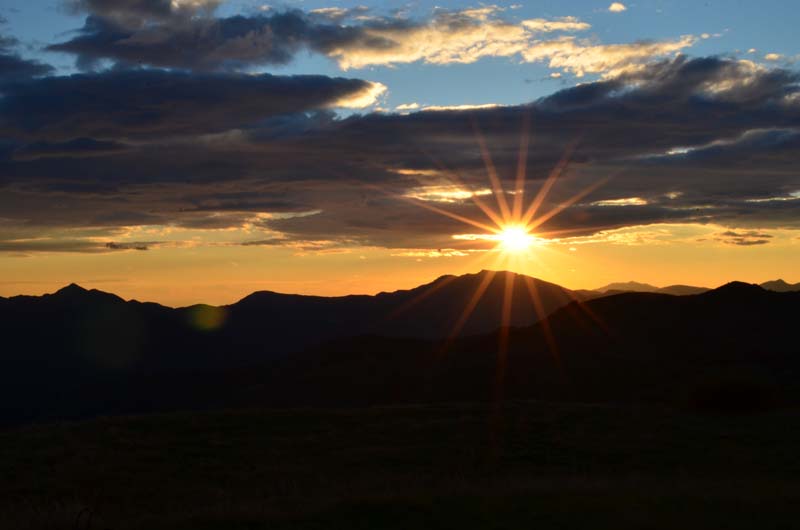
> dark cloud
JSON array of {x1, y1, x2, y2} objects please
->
[
  {"x1": 1, "y1": 56, "x2": 799, "y2": 252},
  {"x1": 0, "y1": 69, "x2": 381, "y2": 140},
  {"x1": 60, "y1": 0, "x2": 223, "y2": 42},
  {"x1": 0, "y1": 34, "x2": 54, "y2": 84},
  {"x1": 0, "y1": 239, "x2": 127, "y2": 253},
  {"x1": 240, "y1": 239, "x2": 284, "y2": 247},
  {"x1": 47, "y1": 9, "x2": 393, "y2": 71},
  {"x1": 12, "y1": 137, "x2": 129, "y2": 160},
  {"x1": 65, "y1": 0, "x2": 174, "y2": 19},
  {"x1": 105, "y1": 241, "x2": 153, "y2": 250},
  {"x1": 65, "y1": 0, "x2": 220, "y2": 20},
  {"x1": 715, "y1": 230, "x2": 774, "y2": 246}
]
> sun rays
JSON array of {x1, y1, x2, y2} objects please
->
[
  {"x1": 392, "y1": 113, "x2": 611, "y2": 402},
  {"x1": 406, "y1": 116, "x2": 602, "y2": 263},
  {"x1": 405, "y1": 114, "x2": 602, "y2": 271}
]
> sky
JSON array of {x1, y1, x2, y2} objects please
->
[{"x1": 0, "y1": 0, "x2": 798, "y2": 305}]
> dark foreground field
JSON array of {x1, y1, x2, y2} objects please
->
[{"x1": 3, "y1": 401, "x2": 800, "y2": 529}]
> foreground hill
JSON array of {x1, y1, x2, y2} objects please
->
[
  {"x1": 2, "y1": 402, "x2": 799, "y2": 529},
  {"x1": 240, "y1": 282, "x2": 800, "y2": 408}
]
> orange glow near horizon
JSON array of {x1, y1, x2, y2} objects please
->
[{"x1": 1, "y1": 123, "x2": 798, "y2": 307}]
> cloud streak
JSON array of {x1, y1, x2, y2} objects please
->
[
  {"x1": 47, "y1": 5, "x2": 694, "y2": 77},
  {"x1": 0, "y1": 70, "x2": 384, "y2": 140}
]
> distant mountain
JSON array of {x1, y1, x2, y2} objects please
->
[
  {"x1": 2, "y1": 278, "x2": 799, "y2": 425},
  {"x1": 596, "y1": 281, "x2": 709, "y2": 296},
  {"x1": 597, "y1": 281, "x2": 661, "y2": 293},
  {"x1": 0, "y1": 270, "x2": 592, "y2": 423},
  {"x1": 0, "y1": 270, "x2": 586, "y2": 361},
  {"x1": 658, "y1": 284, "x2": 711, "y2": 296},
  {"x1": 760, "y1": 279, "x2": 800, "y2": 292},
  {"x1": 226, "y1": 270, "x2": 590, "y2": 347}
]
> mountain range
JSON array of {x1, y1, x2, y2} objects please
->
[
  {"x1": 0, "y1": 271, "x2": 585, "y2": 369},
  {"x1": 594, "y1": 279, "x2": 800, "y2": 295},
  {"x1": 1, "y1": 271, "x2": 799, "y2": 425},
  {"x1": 595, "y1": 281, "x2": 711, "y2": 295}
]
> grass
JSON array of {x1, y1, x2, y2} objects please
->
[{"x1": 2, "y1": 401, "x2": 799, "y2": 529}]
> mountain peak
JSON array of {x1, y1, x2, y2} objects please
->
[
  {"x1": 50, "y1": 283, "x2": 125, "y2": 304},
  {"x1": 597, "y1": 281, "x2": 660, "y2": 293},
  {"x1": 709, "y1": 281, "x2": 765, "y2": 296},
  {"x1": 55, "y1": 283, "x2": 88, "y2": 296},
  {"x1": 760, "y1": 279, "x2": 800, "y2": 292}
]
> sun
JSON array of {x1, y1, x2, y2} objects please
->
[{"x1": 497, "y1": 225, "x2": 535, "y2": 253}]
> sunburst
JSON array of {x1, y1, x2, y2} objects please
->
[
  {"x1": 393, "y1": 113, "x2": 609, "y2": 399},
  {"x1": 496, "y1": 225, "x2": 536, "y2": 253}
]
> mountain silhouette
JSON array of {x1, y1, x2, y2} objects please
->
[
  {"x1": 596, "y1": 281, "x2": 661, "y2": 292},
  {"x1": 255, "y1": 281, "x2": 799, "y2": 408},
  {"x1": 223, "y1": 270, "x2": 592, "y2": 349},
  {"x1": 2, "y1": 274, "x2": 798, "y2": 425},
  {"x1": 596, "y1": 281, "x2": 709, "y2": 295},
  {"x1": 760, "y1": 279, "x2": 800, "y2": 292},
  {"x1": 1, "y1": 269, "x2": 587, "y2": 365},
  {"x1": 0, "y1": 270, "x2": 589, "y2": 423}
]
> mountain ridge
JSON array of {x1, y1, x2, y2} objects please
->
[
  {"x1": 760, "y1": 279, "x2": 800, "y2": 292},
  {"x1": 9, "y1": 272, "x2": 797, "y2": 307},
  {"x1": 1, "y1": 273, "x2": 798, "y2": 425},
  {"x1": 595, "y1": 281, "x2": 710, "y2": 296},
  {"x1": 0, "y1": 270, "x2": 587, "y2": 367}
]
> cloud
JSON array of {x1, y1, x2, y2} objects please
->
[
  {"x1": 1, "y1": 56, "x2": 799, "y2": 252},
  {"x1": 11, "y1": 138, "x2": 129, "y2": 160},
  {"x1": 390, "y1": 249, "x2": 470, "y2": 258},
  {"x1": 395, "y1": 102, "x2": 420, "y2": 111},
  {"x1": 421, "y1": 103, "x2": 502, "y2": 112},
  {"x1": 591, "y1": 197, "x2": 648, "y2": 207},
  {"x1": 404, "y1": 185, "x2": 493, "y2": 203},
  {"x1": 521, "y1": 17, "x2": 590, "y2": 32},
  {"x1": 48, "y1": 6, "x2": 643, "y2": 75},
  {"x1": 45, "y1": 4, "x2": 703, "y2": 81},
  {"x1": 331, "y1": 81, "x2": 387, "y2": 108},
  {"x1": 49, "y1": 10, "x2": 327, "y2": 71},
  {"x1": 0, "y1": 34, "x2": 54, "y2": 84},
  {"x1": 308, "y1": 6, "x2": 370, "y2": 23},
  {"x1": 521, "y1": 35, "x2": 697, "y2": 78},
  {"x1": 0, "y1": 70, "x2": 384, "y2": 140},
  {"x1": 715, "y1": 230, "x2": 773, "y2": 246},
  {"x1": 765, "y1": 53, "x2": 783, "y2": 61},
  {"x1": 104, "y1": 241, "x2": 154, "y2": 250},
  {"x1": 64, "y1": 0, "x2": 222, "y2": 26},
  {"x1": 608, "y1": 3, "x2": 627, "y2": 13},
  {"x1": 0, "y1": 239, "x2": 154, "y2": 253}
]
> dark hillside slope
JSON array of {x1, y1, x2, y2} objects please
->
[
  {"x1": 0, "y1": 271, "x2": 585, "y2": 424},
  {"x1": 257, "y1": 283, "x2": 800, "y2": 408}
]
